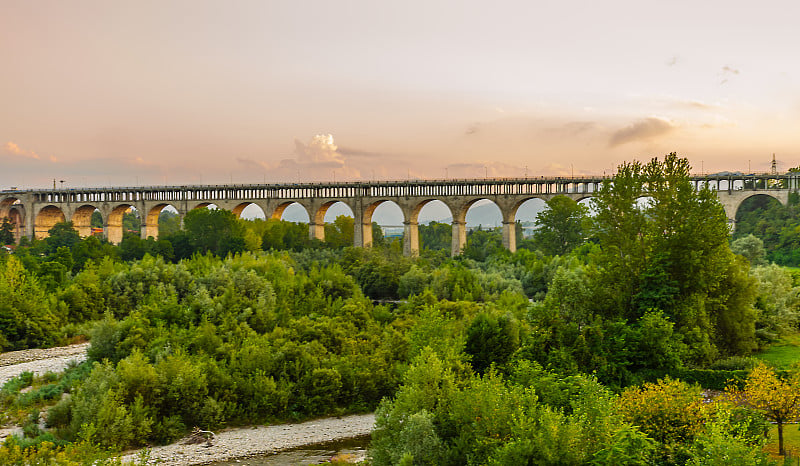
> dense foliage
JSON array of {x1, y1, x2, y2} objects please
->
[
  {"x1": 2, "y1": 153, "x2": 800, "y2": 463},
  {"x1": 734, "y1": 192, "x2": 800, "y2": 265}
]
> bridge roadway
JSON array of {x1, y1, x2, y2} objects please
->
[{"x1": 1, "y1": 174, "x2": 796, "y2": 256}]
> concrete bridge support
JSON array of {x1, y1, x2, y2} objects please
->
[{"x1": 403, "y1": 221, "x2": 419, "y2": 256}]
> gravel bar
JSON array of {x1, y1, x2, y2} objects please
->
[
  {"x1": 0, "y1": 343, "x2": 89, "y2": 386},
  {"x1": 120, "y1": 413, "x2": 376, "y2": 465}
]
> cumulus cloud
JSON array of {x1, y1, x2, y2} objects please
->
[
  {"x1": 294, "y1": 134, "x2": 345, "y2": 167},
  {"x1": 242, "y1": 134, "x2": 372, "y2": 182},
  {"x1": 608, "y1": 117, "x2": 676, "y2": 147}
]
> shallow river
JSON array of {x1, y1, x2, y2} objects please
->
[{"x1": 209, "y1": 435, "x2": 370, "y2": 465}]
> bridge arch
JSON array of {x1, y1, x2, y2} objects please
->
[
  {"x1": 1, "y1": 197, "x2": 25, "y2": 243},
  {"x1": 361, "y1": 199, "x2": 405, "y2": 248},
  {"x1": 513, "y1": 198, "x2": 548, "y2": 246},
  {"x1": 34, "y1": 205, "x2": 66, "y2": 239},
  {"x1": 310, "y1": 200, "x2": 355, "y2": 244},
  {"x1": 717, "y1": 190, "x2": 788, "y2": 230},
  {"x1": 403, "y1": 199, "x2": 453, "y2": 256},
  {"x1": 270, "y1": 201, "x2": 311, "y2": 222},
  {"x1": 143, "y1": 203, "x2": 180, "y2": 239},
  {"x1": 71, "y1": 205, "x2": 101, "y2": 238},
  {"x1": 450, "y1": 197, "x2": 506, "y2": 256},
  {"x1": 232, "y1": 202, "x2": 267, "y2": 220}
]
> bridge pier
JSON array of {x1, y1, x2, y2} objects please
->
[
  {"x1": 451, "y1": 220, "x2": 466, "y2": 256},
  {"x1": 354, "y1": 219, "x2": 365, "y2": 248},
  {"x1": 309, "y1": 222, "x2": 324, "y2": 241},
  {"x1": 403, "y1": 221, "x2": 419, "y2": 256},
  {"x1": 502, "y1": 221, "x2": 517, "y2": 253}
]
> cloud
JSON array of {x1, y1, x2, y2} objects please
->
[
  {"x1": 545, "y1": 121, "x2": 599, "y2": 137},
  {"x1": 337, "y1": 146, "x2": 385, "y2": 158},
  {"x1": 242, "y1": 134, "x2": 370, "y2": 182},
  {"x1": 237, "y1": 157, "x2": 268, "y2": 171},
  {"x1": 294, "y1": 134, "x2": 344, "y2": 166},
  {"x1": 3, "y1": 141, "x2": 41, "y2": 160},
  {"x1": 608, "y1": 117, "x2": 676, "y2": 147}
]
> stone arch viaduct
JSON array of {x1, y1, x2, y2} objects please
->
[{"x1": 1, "y1": 174, "x2": 796, "y2": 256}]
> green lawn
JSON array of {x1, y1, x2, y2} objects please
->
[
  {"x1": 755, "y1": 333, "x2": 800, "y2": 369},
  {"x1": 766, "y1": 424, "x2": 800, "y2": 464}
]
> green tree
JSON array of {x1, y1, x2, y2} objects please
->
[
  {"x1": 419, "y1": 221, "x2": 452, "y2": 252},
  {"x1": 324, "y1": 215, "x2": 354, "y2": 248},
  {"x1": 533, "y1": 195, "x2": 589, "y2": 256},
  {"x1": 590, "y1": 153, "x2": 755, "y2": 361},
  {"x1": 727, "y1": 362, "x2": 800, "y2": 456},
  {"x1": 182, "y1": 208, "x2": 245, "y2": 256},
  {"x1": 122, "y1": 211, "x2": 141, "y2": 233},
  {"x1": 730, "y1": 234, "x2": 767, "y2": 266},
  {"x1": 158, "y1": 210, "x2": 180, "y2": 236},
  {"x1": 90, "y1": 210, "x2": 103, "y2": 228},
  {"x1": 0, "y1": 256, "x2": 62, "y2": 350},
  {"x1": 462, "y1": 227, "x2": 504, "y2": 262},
  {"x1": 0, "y1": 217, "x2": 15, "y2": 245},
  {"x1": 465, "y1": 311, "x2": 520, "y2": 374},
  {"x1": 45, "y1": 222, "x2": 81, "y2": 253}
]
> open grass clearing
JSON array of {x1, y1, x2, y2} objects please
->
[{"x1": 755, "y1": 333, "x2": 800, "y2": 369}]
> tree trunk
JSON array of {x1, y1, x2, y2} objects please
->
[{"x1": 779, "y1": 421, "x2": 785, "y2": 456}]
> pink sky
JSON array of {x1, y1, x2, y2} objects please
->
[{"x1": 2, "y1": 0, "x2": 799, "y2": 188}]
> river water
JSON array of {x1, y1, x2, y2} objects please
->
[{"x1": 209, "y1": 435, "x2": 370, "y2": 465}]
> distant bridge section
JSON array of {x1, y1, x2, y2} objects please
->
[{"x1": 1, "y1": 173, "x2": 796, "y2": 256}]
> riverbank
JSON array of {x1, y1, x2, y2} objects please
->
[
  {"x1": 119, "y1": 413, "x2": 376, "y2": 465},
  {"x1": 0, "y1": 342, "x2": 89, "y2": 386}
]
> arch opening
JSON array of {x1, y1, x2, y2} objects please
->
[
  {"x1": 363, "y1": 200, "x2": 405, "y2": 247},
  {"x1": 272, "y1": 202, "x2": 310, "y2": 223},
  {"x1": 513, "y1": 198, "x2": 548, "y2": 240},
  {"x1": 461, "y1": 199, "x2": 503, "y2": 258},
  {"x1": 413, "y1": 200, "x2": 453, "y2": 253},
  {"x1": 1, "y1": 197, "x2": 24, "y2": 243},
  {"x1": 34, "y1": 205, "x2": 66, "y2": 240},
  {"x1": 72, "y1": 205, "x2": 102, "y2": 238},
  {"x1": 107, "y1": 205, "x2": 141, "y2": 244},
  {"x1": 233, "y1": 202, "x2": 266, "y2": 220},
  {"x1": 314, "y1": 201, "x2": 354, "y2": 246},
  {"x1": 144, "y1": 204, "x2": 180, "y2": 239},
  {"x1": 578, "y1": 197, "x2": 598, "y2": 216},
  {"x1": 734, "y1": 194, "x2": 784, "y2": 231}
]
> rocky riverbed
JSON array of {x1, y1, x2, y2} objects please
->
[
  {"x1": 0, "y1": 342, "x2": 89, "y2": 386},
  {"x1": 119, "y1": 414, "x2": 376, "y2": 465},
  {"x1": 0, "y1": 343, "x2": 376, "y2": 465}
]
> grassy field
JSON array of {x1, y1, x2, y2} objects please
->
[
  {"x1": 766, "y1": 425, "x2": 800, "y2": 464},
  {"x1": 755, "y1": 333, "x2": 800, "y2": 368}
]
